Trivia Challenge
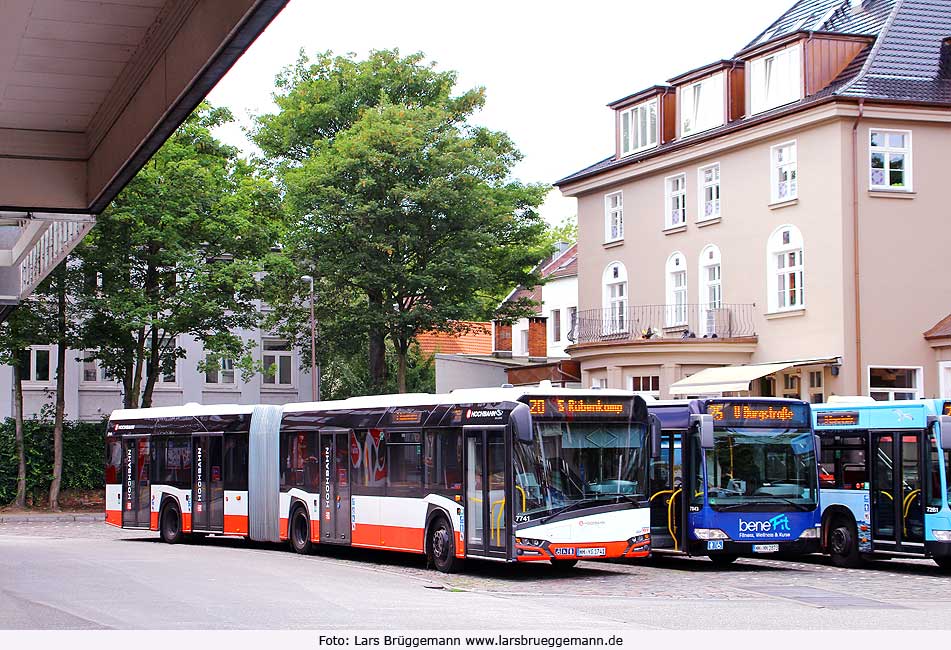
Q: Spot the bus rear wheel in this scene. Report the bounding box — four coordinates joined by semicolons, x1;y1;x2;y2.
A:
428;516;461;573
708;554;738;567
829;518;863;568
289;506;313;555
159;502;183;544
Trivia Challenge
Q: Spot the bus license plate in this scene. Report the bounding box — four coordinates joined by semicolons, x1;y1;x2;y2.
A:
577;547;606;557
553;547;576;556
753;544;779;553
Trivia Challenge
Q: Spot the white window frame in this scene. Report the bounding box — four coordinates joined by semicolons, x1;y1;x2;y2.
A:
262;338;294;387
602;262;628;335
81;352;115;385
145;335;178;386
698;244;722;336
520;329;529;356
867;365;923;401
550;309;561;343
770;140;798;203
697;163;721;222
204;355;236;387
620;98;659;156
869;129;913;192
665;252;688;327
20;345;55;385
766;224;805;313
630;375;661;398
604;191;623;242
749;43;802;115
680;72;725;137
665;173;687;229
939;361;951;399
567;306;577;341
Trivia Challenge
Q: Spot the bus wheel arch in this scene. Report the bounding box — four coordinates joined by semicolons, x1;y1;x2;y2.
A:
425;510;460;573
159;495;184;544
288;499;313;554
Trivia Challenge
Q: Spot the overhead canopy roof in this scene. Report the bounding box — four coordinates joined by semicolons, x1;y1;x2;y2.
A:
669;357;840;395
0;0;287;316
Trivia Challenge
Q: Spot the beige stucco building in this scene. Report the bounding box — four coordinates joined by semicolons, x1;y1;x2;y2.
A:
556;0;951;402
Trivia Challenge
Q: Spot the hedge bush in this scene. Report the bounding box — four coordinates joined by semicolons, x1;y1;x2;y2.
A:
0;418;106;505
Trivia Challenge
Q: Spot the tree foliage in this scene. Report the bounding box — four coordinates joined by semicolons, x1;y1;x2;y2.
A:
75;103;283;407
253;50;549;392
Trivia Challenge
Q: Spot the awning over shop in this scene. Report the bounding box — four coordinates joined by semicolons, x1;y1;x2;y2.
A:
669;357;840;395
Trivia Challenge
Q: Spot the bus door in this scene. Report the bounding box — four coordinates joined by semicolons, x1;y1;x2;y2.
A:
649;430;684;549
191;434;224;532
122;437;151;528
871;431;925;552
318;429;351;544
464;426;509;559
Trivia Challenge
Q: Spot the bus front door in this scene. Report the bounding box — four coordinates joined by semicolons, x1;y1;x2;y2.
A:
319;430;351;544
649;431;685;550
122;437;151;528
465;427;509;560
872;431;925;553
191;434;224;533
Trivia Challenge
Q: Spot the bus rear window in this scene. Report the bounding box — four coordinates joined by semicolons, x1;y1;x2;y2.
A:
105;439;122;484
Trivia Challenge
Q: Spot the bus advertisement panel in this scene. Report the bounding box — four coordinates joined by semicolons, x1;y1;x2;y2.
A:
813;399;951;569
105;386;654;573
648;398;821;565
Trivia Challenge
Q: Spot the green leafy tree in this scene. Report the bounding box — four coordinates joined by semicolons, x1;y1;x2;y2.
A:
253;50;548;392
76;103;282;408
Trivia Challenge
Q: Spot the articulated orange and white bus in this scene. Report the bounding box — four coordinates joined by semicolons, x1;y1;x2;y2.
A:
105;386;656;571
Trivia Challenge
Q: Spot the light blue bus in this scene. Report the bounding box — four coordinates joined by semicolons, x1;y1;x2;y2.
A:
813;399;951;568
648;398;822;565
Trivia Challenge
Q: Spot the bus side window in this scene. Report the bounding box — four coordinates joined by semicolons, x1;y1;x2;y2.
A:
105;438;122;484
424;428;462;491
387;431;422;489
224;433;249;492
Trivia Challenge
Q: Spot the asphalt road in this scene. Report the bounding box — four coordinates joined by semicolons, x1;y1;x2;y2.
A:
1;520;950;630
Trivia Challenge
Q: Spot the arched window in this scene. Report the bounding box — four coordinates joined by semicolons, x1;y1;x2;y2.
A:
602;262;628;333
767;225;805;312
665;252;687;327
698;244;722;335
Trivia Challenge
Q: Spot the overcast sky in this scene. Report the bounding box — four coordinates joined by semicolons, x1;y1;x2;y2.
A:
206;0;794;224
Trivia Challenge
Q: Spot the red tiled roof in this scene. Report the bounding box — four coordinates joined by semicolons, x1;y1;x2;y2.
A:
924;313;951;339
415;322;493;356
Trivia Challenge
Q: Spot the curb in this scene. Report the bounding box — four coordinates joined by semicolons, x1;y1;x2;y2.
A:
0;513;102;523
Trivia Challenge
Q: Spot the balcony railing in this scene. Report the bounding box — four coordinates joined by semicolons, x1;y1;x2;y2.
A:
569;303;756;345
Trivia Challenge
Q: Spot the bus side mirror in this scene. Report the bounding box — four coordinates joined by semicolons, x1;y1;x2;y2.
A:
691;414;714;449
649;414;662;459
941;416;951;450
814;435;822;459
511;402;533;444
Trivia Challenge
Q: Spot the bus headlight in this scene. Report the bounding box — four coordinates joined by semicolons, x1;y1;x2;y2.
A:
694;528;729;540
799;527;820;539
932;530;951;541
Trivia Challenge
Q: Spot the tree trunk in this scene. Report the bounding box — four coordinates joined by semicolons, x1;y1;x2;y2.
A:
140;328;162;408
13;359;26;509
49;273;67;511
129;329;145;408
394;337;409;394
367;291;387;393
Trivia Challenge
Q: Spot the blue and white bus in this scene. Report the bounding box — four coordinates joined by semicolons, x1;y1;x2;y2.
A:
814;398;951;569
647;398;821;565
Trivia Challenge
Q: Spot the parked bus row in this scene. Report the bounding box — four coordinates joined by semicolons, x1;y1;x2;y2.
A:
103;386;951;572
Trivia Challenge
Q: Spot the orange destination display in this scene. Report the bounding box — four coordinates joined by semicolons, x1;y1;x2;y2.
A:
528;396;628;419
816;411;860;427
944;401;951;417
707;400;809;428
390;410;423;424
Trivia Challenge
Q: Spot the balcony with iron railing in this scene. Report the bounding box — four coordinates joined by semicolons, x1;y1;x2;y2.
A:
568;303;757;346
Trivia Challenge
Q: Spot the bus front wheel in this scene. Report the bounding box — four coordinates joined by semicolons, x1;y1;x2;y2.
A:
159;502;183;545
428;516;461;573
829;518;863;568
289;506;313;555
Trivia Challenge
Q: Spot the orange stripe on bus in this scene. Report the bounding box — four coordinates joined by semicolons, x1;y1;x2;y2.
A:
352;523;425;553
105;510;121;527
150;511;159;531
182;512;192;533
223;514;249;536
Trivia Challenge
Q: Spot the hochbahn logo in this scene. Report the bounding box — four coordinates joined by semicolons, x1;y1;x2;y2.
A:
466;409;503;419
125;448;134;510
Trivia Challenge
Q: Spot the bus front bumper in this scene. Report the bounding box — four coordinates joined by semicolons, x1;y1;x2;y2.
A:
688;538;821;558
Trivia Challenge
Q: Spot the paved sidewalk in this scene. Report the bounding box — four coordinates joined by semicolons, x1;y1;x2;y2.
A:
0;511;102;523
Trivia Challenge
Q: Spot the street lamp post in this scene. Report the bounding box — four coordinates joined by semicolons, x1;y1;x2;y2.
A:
300;275;318;401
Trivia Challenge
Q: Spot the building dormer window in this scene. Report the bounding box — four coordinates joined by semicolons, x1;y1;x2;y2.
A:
750;43;802;114
620;99;658;156
681;73;725;136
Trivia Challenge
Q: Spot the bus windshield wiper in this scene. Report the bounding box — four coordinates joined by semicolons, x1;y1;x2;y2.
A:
539;498;601;524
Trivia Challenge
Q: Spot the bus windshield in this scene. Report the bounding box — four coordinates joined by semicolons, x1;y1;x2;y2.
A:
513;421;648;520
705;428;818;511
